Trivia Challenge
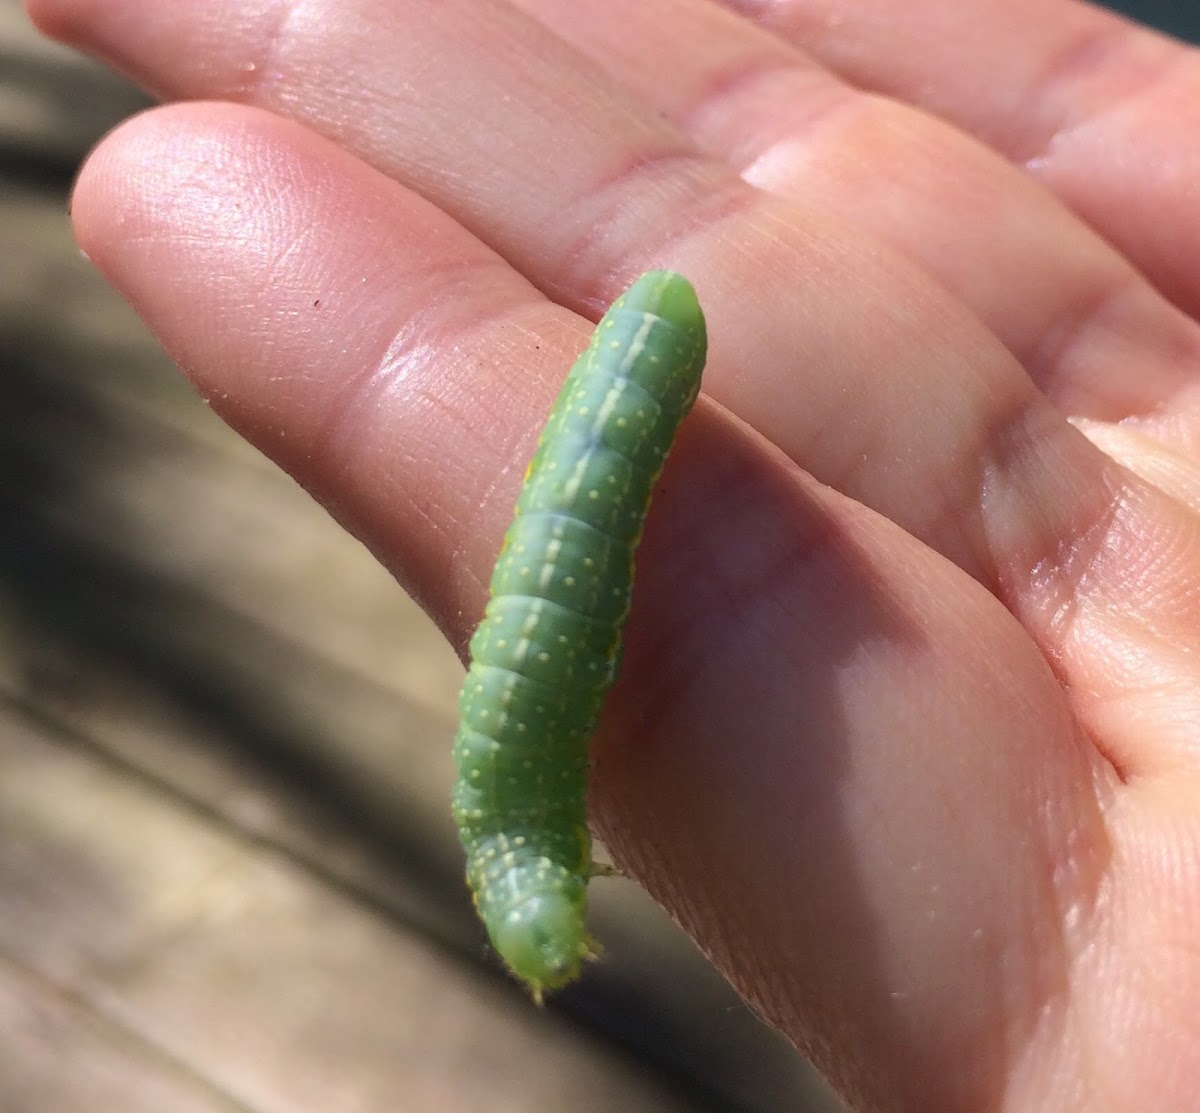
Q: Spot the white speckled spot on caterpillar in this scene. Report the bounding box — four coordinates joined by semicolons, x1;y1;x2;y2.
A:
451;271;707;999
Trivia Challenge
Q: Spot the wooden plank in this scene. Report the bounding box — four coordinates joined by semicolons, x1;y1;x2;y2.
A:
0;699;707;1113
0;956;248;1113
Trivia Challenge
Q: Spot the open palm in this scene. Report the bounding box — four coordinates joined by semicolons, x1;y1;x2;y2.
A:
32;0;1200;1107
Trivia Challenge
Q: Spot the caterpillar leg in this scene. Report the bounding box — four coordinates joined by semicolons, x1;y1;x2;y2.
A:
590;860;622;878
527;932;603;1006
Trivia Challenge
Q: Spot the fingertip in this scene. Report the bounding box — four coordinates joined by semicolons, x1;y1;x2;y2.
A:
24;0;85;44
69;103;161;265
70;102;331;303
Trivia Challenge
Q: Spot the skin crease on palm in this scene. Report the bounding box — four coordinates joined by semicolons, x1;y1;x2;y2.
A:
26;0;1200;1108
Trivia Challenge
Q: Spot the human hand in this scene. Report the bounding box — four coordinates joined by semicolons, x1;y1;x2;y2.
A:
29;0;1200;1108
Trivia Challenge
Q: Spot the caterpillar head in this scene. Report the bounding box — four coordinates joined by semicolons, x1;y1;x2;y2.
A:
491;888;601;1002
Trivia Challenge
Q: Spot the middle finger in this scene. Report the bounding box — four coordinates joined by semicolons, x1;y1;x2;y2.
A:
514;0;1200;424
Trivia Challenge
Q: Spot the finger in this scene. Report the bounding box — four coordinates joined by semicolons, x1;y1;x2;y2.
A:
69;102;589;640
602;413;1114;1110
72;112;1117;1104
713;0;1200;320
32;0;700;290
31;0;1151;605
513;0;1200;425
1032;420;1200;778
1073;418;1200;513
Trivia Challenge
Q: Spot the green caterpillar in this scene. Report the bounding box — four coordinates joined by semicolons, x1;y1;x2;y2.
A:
451;270;707;999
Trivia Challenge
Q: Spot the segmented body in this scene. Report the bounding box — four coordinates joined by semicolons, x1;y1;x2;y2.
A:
451;270;707;998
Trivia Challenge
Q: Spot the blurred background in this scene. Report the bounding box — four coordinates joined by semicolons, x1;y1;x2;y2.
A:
1114;1;1200;39
0;2;1192;1111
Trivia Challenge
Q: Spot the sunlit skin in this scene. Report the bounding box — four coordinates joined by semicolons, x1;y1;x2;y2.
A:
29;0;1200;1108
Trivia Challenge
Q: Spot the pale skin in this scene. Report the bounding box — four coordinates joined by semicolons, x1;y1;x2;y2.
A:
27;0;1200;1108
